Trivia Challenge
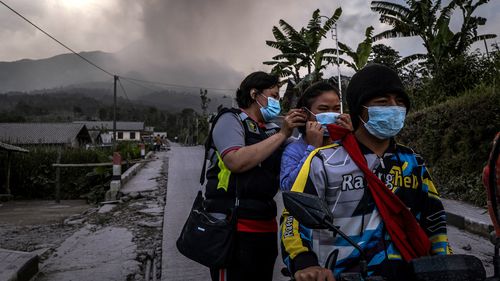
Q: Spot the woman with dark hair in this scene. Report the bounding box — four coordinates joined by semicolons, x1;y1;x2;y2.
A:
280;81;353;191
204;71;306;281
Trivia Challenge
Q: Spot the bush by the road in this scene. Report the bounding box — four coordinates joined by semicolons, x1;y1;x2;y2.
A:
0;142;144;202
398;85;500;206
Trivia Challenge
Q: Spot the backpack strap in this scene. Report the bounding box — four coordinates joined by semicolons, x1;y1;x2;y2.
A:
199;108;241;185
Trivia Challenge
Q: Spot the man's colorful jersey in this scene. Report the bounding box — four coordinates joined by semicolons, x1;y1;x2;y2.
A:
280;141;451;280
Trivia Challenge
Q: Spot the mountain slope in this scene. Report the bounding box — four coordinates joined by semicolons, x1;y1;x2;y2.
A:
0;51;117;93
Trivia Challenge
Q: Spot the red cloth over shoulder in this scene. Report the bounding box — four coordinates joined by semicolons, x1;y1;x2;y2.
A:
326;124;431;262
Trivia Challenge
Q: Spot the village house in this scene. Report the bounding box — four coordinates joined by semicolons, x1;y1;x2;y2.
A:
73;121;147;143
0;123;92;148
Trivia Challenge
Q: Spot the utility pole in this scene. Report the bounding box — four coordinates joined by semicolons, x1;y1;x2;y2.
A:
332;24;343;114
484;38;491;60
195;118;199;145
113;75;118;145
321;14;343;114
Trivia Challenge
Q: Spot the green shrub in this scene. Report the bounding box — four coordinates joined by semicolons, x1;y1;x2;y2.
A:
398;85;500;206
0;144;142;202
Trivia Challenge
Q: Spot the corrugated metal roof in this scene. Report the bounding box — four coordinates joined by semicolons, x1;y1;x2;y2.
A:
0;123;88;145
0;141;29;153
73;121;144;131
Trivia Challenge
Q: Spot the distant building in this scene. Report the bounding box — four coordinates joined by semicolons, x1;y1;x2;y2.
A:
0;123;92;148
73;121;145;143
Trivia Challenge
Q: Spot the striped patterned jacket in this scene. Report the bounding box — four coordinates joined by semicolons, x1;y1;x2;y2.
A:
280;141;451;280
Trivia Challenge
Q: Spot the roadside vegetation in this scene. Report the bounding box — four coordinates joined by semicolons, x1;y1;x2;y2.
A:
0;142;142;203
263;0;499;206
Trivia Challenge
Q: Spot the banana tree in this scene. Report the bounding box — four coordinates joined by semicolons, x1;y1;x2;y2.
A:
264;7;342;83
337;26;375;72
370;0;496;74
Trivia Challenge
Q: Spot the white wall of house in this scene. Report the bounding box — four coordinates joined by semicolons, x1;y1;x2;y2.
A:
116;131;141;141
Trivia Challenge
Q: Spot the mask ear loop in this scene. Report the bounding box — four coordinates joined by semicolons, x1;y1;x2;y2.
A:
301;107;317;119
253;91;265;108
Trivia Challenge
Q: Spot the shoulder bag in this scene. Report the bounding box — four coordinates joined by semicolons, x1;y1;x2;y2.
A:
176;109;238;268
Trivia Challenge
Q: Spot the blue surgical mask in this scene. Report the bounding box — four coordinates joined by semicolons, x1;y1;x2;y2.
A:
316;112;340;126
303;108;340;137
257;96;281;122
362;106;406;139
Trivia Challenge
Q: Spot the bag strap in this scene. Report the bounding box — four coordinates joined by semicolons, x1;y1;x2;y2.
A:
199;108;240;185
199;108;242;207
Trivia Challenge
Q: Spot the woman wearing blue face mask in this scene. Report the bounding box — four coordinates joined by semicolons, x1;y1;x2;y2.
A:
280;81;353;191
204;71;306;281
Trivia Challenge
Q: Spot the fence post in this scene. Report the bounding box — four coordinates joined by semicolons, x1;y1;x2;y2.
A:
106;152;122;201
55;149;62;203
5;151;12;195
140;143;145;159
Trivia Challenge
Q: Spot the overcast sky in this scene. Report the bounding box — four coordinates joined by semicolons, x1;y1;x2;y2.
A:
0;0;498;91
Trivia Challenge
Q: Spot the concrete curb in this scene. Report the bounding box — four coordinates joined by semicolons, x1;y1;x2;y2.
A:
443;199;494;239
0;249;39;281
121;151;154;186
446;211;493;238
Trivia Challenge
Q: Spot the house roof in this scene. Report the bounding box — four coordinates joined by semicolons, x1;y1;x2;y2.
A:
0;141;29;153
0;123;89;145
74;121;144;131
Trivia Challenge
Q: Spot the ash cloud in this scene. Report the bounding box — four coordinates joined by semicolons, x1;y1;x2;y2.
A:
0;0;498;94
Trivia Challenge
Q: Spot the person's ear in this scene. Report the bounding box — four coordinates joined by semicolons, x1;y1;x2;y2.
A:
250;89;258;100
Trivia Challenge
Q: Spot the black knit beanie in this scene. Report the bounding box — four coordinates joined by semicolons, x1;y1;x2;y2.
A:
346;63;410;129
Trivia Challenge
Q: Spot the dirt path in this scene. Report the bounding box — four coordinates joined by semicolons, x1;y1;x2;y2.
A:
0;151;169;281
0;200;91;252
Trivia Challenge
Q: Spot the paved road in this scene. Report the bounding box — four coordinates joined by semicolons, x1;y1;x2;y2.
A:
448;225;494;276
161;145;288;281
162;146;210;280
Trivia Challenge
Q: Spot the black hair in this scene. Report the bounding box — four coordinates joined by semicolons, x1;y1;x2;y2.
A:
296;81;340;134
236;71;280;108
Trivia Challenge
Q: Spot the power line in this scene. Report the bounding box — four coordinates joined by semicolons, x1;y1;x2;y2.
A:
120;76;236;93
0;0;114;77
117;78;131;102
121;78;163;93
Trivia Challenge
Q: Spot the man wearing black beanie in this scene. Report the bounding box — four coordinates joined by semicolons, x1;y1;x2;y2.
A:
346;63;411;155
281;64;450;281
346;63;410;130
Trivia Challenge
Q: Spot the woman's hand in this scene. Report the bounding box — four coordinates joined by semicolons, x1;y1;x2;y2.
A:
280;109;307;138
336;113;353;131
305;121;324;148
294;266;335;281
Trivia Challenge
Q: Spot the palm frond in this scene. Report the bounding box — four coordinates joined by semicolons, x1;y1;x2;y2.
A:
321;48;342;55
373;26;418;41
471;34;497;43
431;0;443;16
265;40;289;51
320;7;342;38
437;1;456;26
396;53;427;67
279;20;304;43
273;53;306;61
307;9;322;31
263;61;279;66
378;14;411;29
371;1;411;18
338;42;353;54
337;57;358;72
271;26;287;42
